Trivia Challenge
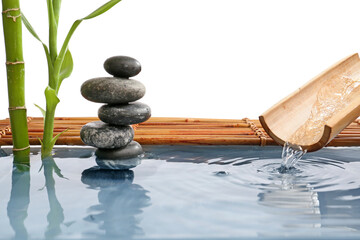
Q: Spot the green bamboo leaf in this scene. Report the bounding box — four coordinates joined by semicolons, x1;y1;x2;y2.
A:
34;104;46;117
21;13;42;42
83;0;122;20
59;49;73;82
44;86;60;110
49;129;68;155
38;137;43;147
54;0;122;77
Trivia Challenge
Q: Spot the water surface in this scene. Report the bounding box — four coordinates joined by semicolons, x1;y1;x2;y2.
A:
1;145;360;239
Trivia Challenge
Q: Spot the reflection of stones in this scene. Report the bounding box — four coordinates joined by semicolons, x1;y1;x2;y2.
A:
81;167;151;238
81;167;134;187
80;77;145;104
98;102;151;125
95;141;143;170
80;121;134;149
96;157;141;170
104;56;141;78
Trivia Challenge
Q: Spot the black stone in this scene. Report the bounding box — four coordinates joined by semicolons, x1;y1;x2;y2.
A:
81;77;145;104
80;121;134;149
95;141;144;160
104;56;141;78
98;102;151;125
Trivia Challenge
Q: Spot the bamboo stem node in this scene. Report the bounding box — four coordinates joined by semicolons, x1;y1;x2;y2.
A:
2;8;19;14
5;61;24;65
12;145;30;151
8;106;26;111
2;8;21;22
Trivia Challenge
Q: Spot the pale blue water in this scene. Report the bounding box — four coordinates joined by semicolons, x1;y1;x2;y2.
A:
1;145;360;239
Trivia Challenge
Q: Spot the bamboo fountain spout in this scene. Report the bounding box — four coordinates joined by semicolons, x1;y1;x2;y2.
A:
259;53;360;152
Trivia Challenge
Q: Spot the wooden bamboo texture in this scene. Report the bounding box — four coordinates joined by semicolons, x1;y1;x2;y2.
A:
260;53;360;152
0;117;360;147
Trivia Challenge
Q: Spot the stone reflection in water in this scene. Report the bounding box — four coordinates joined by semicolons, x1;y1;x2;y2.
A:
41;157;66;239
81;167;151;239
7;160;30;240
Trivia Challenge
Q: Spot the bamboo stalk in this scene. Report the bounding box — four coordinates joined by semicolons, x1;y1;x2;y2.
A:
1;0;30;159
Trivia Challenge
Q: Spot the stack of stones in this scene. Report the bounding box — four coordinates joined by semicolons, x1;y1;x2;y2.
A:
80;56;151;170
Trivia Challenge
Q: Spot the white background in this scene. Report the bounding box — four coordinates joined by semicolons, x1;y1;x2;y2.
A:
1;0;360;120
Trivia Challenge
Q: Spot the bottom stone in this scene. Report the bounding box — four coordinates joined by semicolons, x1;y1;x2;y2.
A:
95;141;143;160
96;157;141;170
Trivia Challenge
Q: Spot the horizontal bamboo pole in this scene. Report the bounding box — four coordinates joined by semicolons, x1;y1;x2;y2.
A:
134;135;276;145
135;124;256;129
1;117;360;147
134;129;256;135
143;117;248;123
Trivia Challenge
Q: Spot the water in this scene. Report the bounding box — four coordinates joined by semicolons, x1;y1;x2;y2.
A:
280;142;307;172
1;145;360;239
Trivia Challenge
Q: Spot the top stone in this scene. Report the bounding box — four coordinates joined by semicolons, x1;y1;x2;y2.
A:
104;56;141;78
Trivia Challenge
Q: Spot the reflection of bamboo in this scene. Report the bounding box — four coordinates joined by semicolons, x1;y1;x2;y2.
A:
7;161;30;240
42;157;64;239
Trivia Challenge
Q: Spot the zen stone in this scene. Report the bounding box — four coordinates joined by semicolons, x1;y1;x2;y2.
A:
95;141;144;160
81;78;145;104
96;157;141;170
98;102;151;125
80;121;134;149
104;56;141;78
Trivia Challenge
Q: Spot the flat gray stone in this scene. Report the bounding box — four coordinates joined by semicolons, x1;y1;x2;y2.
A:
80;121;134;149
96;157;141;170
104;56;141;78
98;102;151;125
95;141;144;160
81;78;145;104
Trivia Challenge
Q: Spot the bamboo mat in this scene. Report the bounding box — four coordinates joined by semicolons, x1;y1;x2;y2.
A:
0;117;360;147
